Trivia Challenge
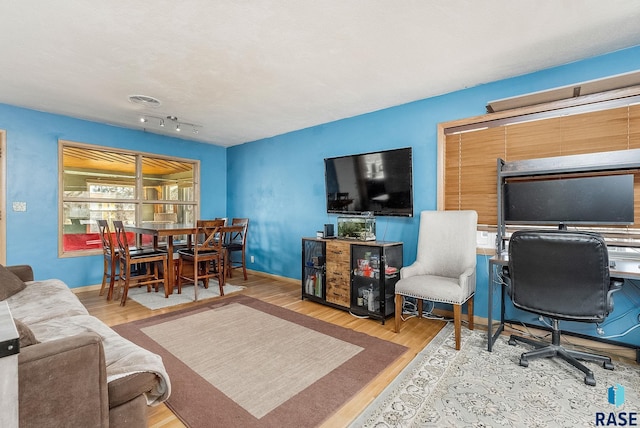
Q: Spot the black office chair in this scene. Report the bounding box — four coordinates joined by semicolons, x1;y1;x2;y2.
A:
502;229;623;386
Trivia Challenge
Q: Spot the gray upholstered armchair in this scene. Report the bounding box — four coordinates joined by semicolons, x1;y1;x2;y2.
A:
394;210;478;350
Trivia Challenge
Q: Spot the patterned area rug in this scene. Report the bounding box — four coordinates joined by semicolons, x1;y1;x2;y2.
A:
351;323;640;427
127;280;244;309
114;294;407;427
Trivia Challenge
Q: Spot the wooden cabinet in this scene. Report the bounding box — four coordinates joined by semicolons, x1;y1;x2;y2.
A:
325;240;351;307
301;237;403;323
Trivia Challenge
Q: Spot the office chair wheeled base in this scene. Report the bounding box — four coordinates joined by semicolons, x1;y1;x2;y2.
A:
508;322;614;386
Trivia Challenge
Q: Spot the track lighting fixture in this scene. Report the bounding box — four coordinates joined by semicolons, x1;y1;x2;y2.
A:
138;115;201;135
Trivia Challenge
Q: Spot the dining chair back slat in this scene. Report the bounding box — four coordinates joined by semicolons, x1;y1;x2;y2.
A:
177;219;226;301
224;218;249;280
113;221;169;306
97;220;119;300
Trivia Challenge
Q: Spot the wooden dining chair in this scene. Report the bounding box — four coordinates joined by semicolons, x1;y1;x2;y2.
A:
97;220;119;301
113;220;169;306
224;218;249;280
177;219;226;301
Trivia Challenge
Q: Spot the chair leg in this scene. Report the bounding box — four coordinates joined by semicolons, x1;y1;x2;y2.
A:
162;258;169;298
218;255;225;295
394;294;403;333
226;250;232;279
110;256;119;301
417;298;423;318
120;264;132;306
508;319;612;386
453;304;462;350
467;297;474;330
99;257;108;296
193;261;199;302
177;258;183;295
147;263;155;293
241;249;247;280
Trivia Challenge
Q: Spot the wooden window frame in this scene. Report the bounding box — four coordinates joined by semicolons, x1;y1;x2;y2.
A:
58;140;200;257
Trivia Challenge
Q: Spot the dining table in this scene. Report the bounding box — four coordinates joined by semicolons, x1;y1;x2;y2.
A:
125;222;196;295
124;222;246;295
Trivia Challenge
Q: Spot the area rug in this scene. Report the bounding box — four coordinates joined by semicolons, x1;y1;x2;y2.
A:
351;323;640;427
127;281;245;310
113;294;407;427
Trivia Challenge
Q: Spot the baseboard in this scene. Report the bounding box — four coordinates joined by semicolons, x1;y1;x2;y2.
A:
245;268;298;285
71;269;299;295
71;283;102;294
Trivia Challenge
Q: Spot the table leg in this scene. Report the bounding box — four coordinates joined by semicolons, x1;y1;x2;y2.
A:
487;261;505;352
488;263;494;351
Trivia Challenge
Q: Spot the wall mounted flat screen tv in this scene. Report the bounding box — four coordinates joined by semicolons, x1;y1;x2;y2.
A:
504;174;634;226
325;147;413;217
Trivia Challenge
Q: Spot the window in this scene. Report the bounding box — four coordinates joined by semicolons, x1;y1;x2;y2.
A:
440;94;640;229
59;141;199;256
438;88;640;249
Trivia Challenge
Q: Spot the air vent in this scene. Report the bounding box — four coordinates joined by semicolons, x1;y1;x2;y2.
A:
128;95;161;107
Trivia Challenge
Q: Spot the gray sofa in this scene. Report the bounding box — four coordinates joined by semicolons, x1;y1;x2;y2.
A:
2;265;171;427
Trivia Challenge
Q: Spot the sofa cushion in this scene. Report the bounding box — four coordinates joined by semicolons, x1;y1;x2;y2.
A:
0;263;26;300
5;278;89;324
14;318;39;347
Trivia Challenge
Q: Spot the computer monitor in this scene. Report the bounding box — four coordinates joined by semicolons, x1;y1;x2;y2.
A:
504;174;635;227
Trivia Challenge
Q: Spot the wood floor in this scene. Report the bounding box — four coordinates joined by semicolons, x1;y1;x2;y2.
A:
76;271;446;428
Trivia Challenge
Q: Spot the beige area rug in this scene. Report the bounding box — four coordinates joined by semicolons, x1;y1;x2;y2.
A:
127;280;245;310
113;294;407;427
351;323;640;427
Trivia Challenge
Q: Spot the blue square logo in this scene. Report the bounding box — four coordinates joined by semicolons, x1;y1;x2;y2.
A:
608;384;625;407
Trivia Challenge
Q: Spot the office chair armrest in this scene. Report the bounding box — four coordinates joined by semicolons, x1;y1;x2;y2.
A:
400;261;428;279
606;277;624;314
609;277;624;292
501;266;512;285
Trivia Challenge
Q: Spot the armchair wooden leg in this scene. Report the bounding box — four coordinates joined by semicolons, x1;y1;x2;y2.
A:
467;297;474;330
453;304;462;350
417;298;423;318
394;295;403;333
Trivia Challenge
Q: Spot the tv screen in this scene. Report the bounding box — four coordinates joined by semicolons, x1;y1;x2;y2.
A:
504;174;634;226
325;147;413;217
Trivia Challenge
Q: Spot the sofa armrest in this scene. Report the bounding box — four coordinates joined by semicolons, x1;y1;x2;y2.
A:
18;333;109;428
7;265;33;282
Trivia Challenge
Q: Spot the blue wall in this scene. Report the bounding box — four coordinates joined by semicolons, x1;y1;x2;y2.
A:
0;105;226;287
227;45;640;346
228;45;640;280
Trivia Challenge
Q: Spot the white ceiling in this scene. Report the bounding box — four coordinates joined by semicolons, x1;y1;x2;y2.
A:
1;1;640;147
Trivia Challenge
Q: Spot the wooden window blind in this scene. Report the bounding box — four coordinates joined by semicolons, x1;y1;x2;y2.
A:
442;101;640;230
